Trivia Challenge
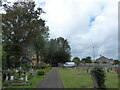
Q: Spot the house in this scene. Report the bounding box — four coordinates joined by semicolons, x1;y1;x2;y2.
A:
96;55;109;64
20;57;30;65
109;59;114;64
30;54;38;66
96;55;115;64
30;54;45;66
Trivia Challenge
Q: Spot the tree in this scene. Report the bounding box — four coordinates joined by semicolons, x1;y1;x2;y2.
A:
81;56;92;63
44;37;71;66
2;1;49;66
73;57;80;66
9;56;16;67
102;61;107;64
2;50;7;67
113;60;120;65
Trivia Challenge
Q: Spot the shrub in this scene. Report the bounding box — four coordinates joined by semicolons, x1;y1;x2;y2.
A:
37;70;45;76
102;61;107;64
9;56;16;67
22;65;31;70
33;64;51;70
3;73;6;82
91;65;106;88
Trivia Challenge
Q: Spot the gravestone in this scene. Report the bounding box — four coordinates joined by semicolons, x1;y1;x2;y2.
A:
16;69;19;73
25;75;28;81
10;76;14;81
20;77;23;80
5;76;8;81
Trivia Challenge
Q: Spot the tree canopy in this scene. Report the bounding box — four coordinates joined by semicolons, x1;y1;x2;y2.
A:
2;1;49;67
81;56;92;63
73;57;80;65
2;1;71;68
44;37;71;66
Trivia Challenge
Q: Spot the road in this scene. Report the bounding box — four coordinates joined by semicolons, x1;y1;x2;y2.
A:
37;67;64;88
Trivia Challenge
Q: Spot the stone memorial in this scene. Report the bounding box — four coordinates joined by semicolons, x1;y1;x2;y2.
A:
25;75;28;81
10;76;14;81
20;77;23;80
5;76;8;81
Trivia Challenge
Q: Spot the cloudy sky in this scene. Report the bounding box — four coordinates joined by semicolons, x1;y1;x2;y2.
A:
1;0;119;60
34;0;119;60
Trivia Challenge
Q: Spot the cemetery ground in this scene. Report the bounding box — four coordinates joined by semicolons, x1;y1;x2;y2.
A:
2;65;51;88
4;75;45;88
2;65;119;88
59;68;118;88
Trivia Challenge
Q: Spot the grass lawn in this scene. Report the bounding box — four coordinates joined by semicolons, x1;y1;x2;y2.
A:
105;72;118;88
59;68;93;88
59;68;119;88
5;76;45;88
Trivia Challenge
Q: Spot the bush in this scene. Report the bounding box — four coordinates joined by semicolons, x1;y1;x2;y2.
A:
9;56;16;67
91;65;106;88
37;70;45;76
22;65;31;70
32;64;51;70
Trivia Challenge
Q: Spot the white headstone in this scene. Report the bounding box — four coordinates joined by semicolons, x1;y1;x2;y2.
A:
31;69;33;71
5;76;8;81
25;75;28;81
20;77;23;80
10;76;14;80
16;69;19;73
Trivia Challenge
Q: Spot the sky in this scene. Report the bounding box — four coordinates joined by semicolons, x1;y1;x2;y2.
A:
1;0;119;60
34;0;119;60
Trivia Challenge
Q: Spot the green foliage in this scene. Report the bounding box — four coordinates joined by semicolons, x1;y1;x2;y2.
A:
9;56;16;67
44;37;71;65
2;1;71;68
37;70;45;76
91;65;106;88
73;57;80;65
2;50;7;66
32;64;51;70
113;60;120;65
2;1;48;66
81;56;92;63
102;61;107;64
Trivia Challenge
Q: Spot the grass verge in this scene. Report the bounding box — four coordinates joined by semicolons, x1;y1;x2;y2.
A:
59;68;118;88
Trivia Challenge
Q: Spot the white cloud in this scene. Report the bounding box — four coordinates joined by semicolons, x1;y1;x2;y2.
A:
36;0;119;60
1;0;118;60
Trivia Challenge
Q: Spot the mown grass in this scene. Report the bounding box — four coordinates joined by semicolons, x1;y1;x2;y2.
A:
105;72;118;88
59;68;118;88
59;68;93;88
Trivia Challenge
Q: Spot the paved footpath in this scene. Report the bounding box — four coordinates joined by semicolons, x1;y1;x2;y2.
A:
37;67;64;88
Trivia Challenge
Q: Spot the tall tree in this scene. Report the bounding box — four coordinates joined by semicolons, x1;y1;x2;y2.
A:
2;1;49;66
44;37;71;65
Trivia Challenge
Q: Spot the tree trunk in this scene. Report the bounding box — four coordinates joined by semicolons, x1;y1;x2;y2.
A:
36;51;39;64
